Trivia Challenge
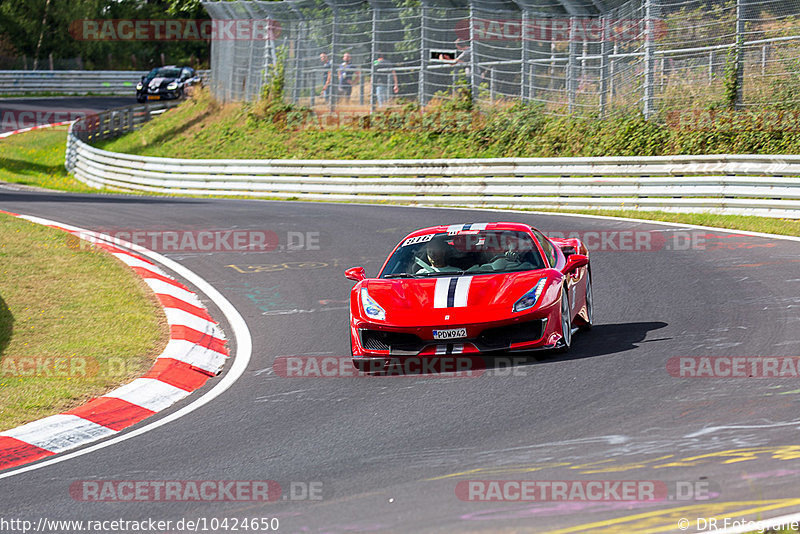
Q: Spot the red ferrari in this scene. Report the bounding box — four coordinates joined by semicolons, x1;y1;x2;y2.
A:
345;222;592;371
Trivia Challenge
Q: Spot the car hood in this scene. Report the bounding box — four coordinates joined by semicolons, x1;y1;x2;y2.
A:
361;270;550;327
146;77;179;89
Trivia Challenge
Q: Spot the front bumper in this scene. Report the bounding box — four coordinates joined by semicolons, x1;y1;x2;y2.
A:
351;304;563;362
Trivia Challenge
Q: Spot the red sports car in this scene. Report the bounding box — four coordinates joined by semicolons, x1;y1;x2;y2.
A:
345;222;592;371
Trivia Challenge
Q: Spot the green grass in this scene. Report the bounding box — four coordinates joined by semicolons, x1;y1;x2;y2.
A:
0;213;167;430
0;128;96;192
98;89;800;160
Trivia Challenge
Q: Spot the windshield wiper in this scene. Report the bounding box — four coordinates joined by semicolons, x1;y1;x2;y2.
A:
383;273;414;278
416;270;466;277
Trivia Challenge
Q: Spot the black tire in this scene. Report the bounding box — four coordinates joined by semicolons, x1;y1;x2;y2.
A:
580;272;593;331
136;95;146;103
555;286;572;353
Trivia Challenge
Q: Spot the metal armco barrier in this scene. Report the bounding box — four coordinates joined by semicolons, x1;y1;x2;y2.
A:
0;70;210;96
65;104;800;219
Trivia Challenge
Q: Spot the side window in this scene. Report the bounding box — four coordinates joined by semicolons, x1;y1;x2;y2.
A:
532;230;557;267
181;68;193;80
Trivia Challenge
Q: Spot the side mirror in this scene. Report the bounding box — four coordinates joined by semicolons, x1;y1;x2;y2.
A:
563;254;589;273
345;266;366;281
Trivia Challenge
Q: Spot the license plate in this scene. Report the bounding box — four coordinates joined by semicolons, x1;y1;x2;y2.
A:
432;328;467;340
147;95;161;100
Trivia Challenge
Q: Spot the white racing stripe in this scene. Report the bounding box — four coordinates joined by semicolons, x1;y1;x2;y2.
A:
434;278;452;308
0;415;116;454
433;277;472;308
453;277;472;307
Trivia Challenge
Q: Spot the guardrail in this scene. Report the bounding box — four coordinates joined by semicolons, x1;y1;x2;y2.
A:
0;70;210;96
65;104;800;219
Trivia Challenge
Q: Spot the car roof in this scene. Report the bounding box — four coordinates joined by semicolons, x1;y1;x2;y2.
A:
401;222;534;240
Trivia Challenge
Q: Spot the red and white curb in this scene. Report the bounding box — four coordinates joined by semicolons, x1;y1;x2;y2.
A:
0;210;230;471
0;121;73;139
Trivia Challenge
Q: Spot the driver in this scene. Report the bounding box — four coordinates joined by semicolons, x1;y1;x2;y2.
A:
416;238;461;273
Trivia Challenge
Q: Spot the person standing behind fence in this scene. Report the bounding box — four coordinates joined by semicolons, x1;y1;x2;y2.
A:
337;52;359;101
373;55;399;106
319;52;333;102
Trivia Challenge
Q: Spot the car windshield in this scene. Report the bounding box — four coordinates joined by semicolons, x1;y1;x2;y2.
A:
380;230;546;278
147;67;182;79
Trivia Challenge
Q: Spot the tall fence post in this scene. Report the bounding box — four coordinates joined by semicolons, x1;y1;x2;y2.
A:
568;16;577;113
419;3;427;107
643;0;656;119
469;4;477;108
330;10;338;113
370;6;378;113
735;0;746;109
600;15;610;118
521;9;529;101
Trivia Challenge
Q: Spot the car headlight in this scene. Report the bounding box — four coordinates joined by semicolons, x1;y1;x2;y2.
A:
167;82;178;90
136;83;143;90
360;287;386;321
513;278;547;313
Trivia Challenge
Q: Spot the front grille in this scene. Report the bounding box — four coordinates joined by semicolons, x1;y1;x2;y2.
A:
477;319;545;350
360;330;424;353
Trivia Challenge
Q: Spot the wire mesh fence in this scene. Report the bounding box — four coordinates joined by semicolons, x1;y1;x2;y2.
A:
202;0;800;118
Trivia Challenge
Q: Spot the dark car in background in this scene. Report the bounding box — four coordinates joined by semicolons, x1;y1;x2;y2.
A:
136;66;200;103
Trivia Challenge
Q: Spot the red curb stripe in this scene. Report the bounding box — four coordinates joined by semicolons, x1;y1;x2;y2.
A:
170;325;228;354
0;209;20;216
131;267;187;289
158;294;214;321
66;398;155;432
143;358;213;390
0;437;55;470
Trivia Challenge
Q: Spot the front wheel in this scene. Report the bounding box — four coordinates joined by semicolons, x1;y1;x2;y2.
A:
580;272;593;331
556;286;572;353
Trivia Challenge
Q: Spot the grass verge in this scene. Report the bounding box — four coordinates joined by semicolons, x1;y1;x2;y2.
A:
0;127;96;192
0;212;167;431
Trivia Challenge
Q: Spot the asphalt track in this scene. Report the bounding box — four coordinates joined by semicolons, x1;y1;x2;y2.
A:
2;184;800;533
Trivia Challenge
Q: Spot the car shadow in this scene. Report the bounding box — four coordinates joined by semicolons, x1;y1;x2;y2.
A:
486;321;671;370
361;322;670;376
